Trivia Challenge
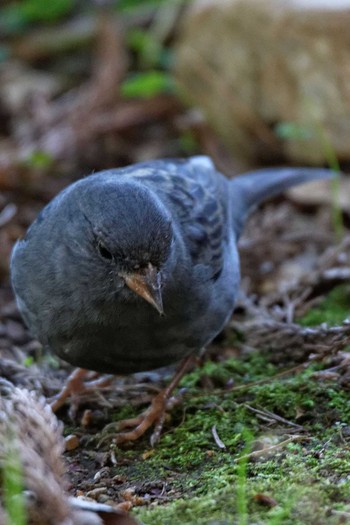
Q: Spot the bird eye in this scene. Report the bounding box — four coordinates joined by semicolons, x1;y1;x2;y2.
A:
97;242;113;260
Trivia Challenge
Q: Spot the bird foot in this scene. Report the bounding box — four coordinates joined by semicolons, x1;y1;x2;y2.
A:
50;368;114;416
99;355;196;447
113;388;170;447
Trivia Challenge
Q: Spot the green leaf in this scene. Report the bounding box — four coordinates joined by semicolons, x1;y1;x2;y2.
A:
22;356;34;367
2;440;26;525
127;27;171;68
24;0;73;22
115;0;165;13
0;0;74;29
275;122;314;141
120;71;174;99
24;150;54;169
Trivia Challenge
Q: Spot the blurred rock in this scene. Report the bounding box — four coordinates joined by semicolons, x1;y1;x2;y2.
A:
287;176;350;212
175;0;350;166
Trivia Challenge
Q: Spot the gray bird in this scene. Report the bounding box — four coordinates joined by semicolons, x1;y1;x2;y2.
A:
10;156;335;443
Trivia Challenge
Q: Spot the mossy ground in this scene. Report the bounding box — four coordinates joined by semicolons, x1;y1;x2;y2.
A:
299;284;350;327
99;351;350;525
63;285;350;524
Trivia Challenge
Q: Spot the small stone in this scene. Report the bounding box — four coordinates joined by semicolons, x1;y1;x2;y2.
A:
65;434;80;451
117;501;133;512
81;409;93;427
93;467;110;482
112;474;127;484
175;0;350;165
120;488;136;501
86;487;108;500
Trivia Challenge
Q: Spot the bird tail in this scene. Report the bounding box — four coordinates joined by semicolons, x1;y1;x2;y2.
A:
229;167;337;238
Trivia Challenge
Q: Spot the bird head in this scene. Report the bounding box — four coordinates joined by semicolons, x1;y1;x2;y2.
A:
74;177;174;314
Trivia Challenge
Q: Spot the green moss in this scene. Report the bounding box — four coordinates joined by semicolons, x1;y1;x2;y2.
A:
298;285;350;326
137;482;350;525
99;352;350;524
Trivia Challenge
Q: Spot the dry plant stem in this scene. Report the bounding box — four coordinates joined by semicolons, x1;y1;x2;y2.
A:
50;368;114;412
331;511;350;518
234;435;310;463
212;425;227;449
244;405;304;430
112;355;197;446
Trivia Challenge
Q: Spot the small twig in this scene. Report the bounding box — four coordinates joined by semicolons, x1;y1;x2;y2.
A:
211;425;226;450
331;510;350;518
281;288;312;324
244;405;304;430
234;435;309;462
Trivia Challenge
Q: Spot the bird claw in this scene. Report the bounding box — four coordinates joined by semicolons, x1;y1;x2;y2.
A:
102;356;196;446
113;389;168;446
50;368;114;415
96;389;171;447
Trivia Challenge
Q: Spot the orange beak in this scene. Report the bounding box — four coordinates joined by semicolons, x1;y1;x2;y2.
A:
121;263;164;315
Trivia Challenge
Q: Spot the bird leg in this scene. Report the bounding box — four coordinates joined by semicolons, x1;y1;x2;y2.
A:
51;356;196;445
110;355;196;446
50;368;114;413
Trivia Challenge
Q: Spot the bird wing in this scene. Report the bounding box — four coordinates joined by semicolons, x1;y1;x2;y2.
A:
117;156;228;279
